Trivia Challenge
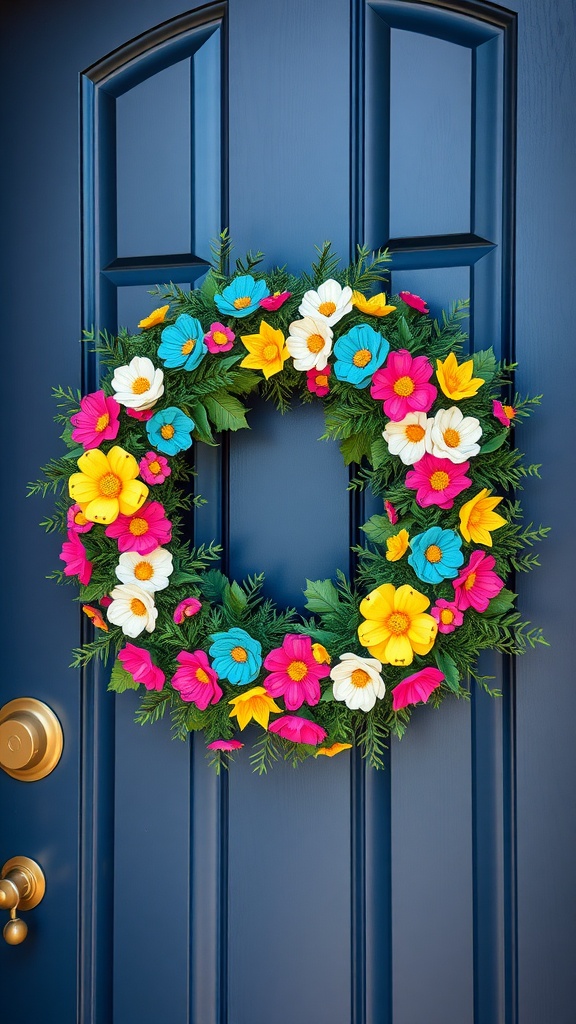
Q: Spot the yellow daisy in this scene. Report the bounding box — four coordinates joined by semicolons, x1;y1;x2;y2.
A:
69;446;148;525
316;743;353;758
436;352;485;401
240;320;290;379
385;528;409;562
352;290;396;317
228;687;282;730
138;305;170;329
459;489;507;546
358;583;437;666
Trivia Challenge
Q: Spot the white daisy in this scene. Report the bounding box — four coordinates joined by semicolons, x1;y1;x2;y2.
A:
383;411;433;465
330;653;386;712
111;356;164;411
286;316;333;371
106;583;158;637
115;546;174;593
428;406;482;464
299;278;353;326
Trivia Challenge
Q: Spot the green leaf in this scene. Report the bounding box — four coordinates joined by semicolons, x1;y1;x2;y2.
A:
370;437;389;470
304;578;341;615
320;684;334;702
108;659;139;693
360;514;413;546
204;390;249;432
434;650;460;692
189;401;215;444
473;347;497;382
483;588;516;618
199;269;219;300
480;430;508;454
225;580;248;614
339;431;373;465
200;569;229;603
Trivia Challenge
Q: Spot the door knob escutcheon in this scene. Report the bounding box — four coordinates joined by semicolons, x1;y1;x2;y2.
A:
0;698;63;781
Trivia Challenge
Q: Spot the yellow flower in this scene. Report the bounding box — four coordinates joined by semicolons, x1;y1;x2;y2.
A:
138;305;170;329
240;320;290;379
228;686;282;730
358;583;437;666
316;743;352;758
385;528;409;562
312;642;331;664
459;488;507;546
352;291;396;317
69;446;148;525
436;352;485;401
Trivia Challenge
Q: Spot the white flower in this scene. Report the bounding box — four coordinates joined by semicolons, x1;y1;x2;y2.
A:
106;583;158;637
111;356;164;411
286;316;333;370
299;279;353;326
115;546;173;593
330;653;386;712
428;406;482;464
383;411;432;465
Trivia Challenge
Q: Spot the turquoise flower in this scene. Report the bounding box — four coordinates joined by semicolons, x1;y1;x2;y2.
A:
208;627;262;685
158;314;207;371
214;275;270;318
408;526;464;585
146;406;195;456
333;324;390;388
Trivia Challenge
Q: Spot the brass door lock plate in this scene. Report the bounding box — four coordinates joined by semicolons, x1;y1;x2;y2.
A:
0;698;63;781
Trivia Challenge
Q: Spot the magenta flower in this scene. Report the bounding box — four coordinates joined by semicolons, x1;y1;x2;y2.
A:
118;643;165;691
59;531;92;585
370;349;437;420
172;650;222;710
204;322;235;353
139;451;171;485
263;634;330;710
268;715;327;745
207;739;244;751
100;595;112;608
431;599;464;634
173;597;202;624
399;291;429;314
493;400;517;427
452;550;505;612
392;667;444;710
384;500;398;525
70;390;120;450
259;291;291;311
126;408;153;421
105;501;172;555
306;364;331;397
405;453;471;510
67;503;93;534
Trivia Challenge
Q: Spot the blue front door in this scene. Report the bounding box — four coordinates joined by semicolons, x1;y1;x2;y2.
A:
1;2;574;1023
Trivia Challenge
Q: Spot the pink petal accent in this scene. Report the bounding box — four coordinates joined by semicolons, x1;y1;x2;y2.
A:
392;667;444;710
399;291;429;314
268;715;327;745
173;597;202;624
118;643;165;691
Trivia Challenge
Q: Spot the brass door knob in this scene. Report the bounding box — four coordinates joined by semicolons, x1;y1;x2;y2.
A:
0;698;63;781
0;857;45;945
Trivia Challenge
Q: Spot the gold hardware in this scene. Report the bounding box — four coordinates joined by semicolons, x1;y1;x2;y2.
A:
0;698;63;781
0;857;45;945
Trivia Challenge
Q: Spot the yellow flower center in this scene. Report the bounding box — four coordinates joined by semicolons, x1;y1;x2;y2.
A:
134;561;153;581
315;374;328;387
74;511;88;526
350;668;370;688
95;412;110;432
132;376;151;394
440;609;455;624
287;660;308;682
196;668;210;684
318;300;337;317
263;343;278;361
503;405;516;419
406;423;425;442
443;427;461;448
98;472;122;497
129;517;149;536
307;333;325;354
430;470;450;491
393;375;415;397
213;331;228;346
233;296;251;310
464;572;477;591
148;460;161;475
231;646;248;663
353;348;372;368
181;338;196;355
387;612;410;635
160;424;175;440
425;544;443;563
130;598;147;616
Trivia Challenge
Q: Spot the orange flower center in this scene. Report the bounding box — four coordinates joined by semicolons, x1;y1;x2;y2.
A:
353;348;372;368
99;472;122;497
350;668;370;688
213;331;229;346
315;374;328;387
443;427;461;448
425;544;443;563
430;470;450;491
74;511;88;526
406;423;425;442
318;300;336;317
231;646;248;663
130;598;147;616
386;612;410;635
181;338;196;355
440;609;455;624
96;412;110;432
287;660;308;682
134;561;153;581
307;333;325;354
263;343;278;361
464;572;477;591
132;376;151;394
233;296;251;310
196;668;210;684
503;405;516;419
129;517;149;536
393;375;415;397
160;424;175;440
148;460;161;475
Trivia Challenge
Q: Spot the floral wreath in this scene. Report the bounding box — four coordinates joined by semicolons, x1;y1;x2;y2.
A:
32;236;547;772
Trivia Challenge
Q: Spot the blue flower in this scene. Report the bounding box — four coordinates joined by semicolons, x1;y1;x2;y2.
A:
333;324;390;388
208;627;262;685
408;527;464;585
158;314;207;371
214;275;270;318
146;406;195;456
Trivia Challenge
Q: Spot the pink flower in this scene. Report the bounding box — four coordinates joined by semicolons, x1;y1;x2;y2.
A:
139;451;171;485
207;739;244;751
70;390;120;449
493;400;517;427
370;349;437;420
126;408;153;421
268;715;327;745
172;650;222;710
392;667;444;710
67;503;93;534
431;599;464;634
306;364;331;397
259;291;291;311
204;322;235;353
118;643;165;691
59;531;92;585
263;634;330;710
173;597;202;624
452;550;505;612
384;500;398;525
399;291;429;314
100;595;112;607
105;501;171;554
405;453;471;509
